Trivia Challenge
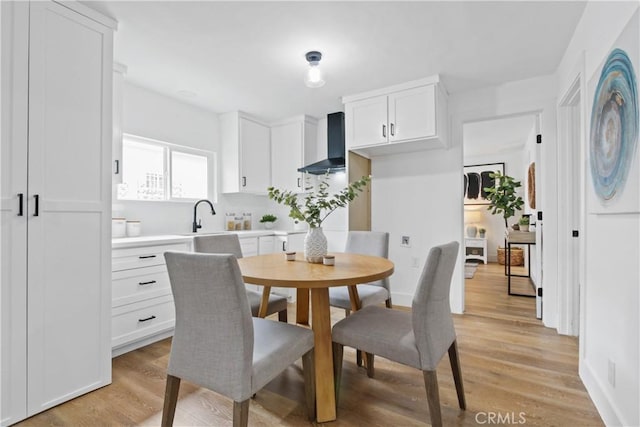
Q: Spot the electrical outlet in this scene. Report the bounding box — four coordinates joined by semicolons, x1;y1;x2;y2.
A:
608;359;616;387
401;236;411;247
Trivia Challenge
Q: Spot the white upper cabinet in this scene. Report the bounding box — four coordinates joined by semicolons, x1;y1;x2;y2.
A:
220;111;271;194
270;115;318;193
388;84;436;143
345;96;388;149
343;76;448;157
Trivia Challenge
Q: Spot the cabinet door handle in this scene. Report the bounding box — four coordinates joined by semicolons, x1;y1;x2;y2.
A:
114;159;120;175
282;241;286;251
138;255;156;259
18;193;24;216
33;194;39;216
382;124;386;138
297;177;301;188
138;315;156;323
242;176;247;187
138;280;157;286
390;123;395;136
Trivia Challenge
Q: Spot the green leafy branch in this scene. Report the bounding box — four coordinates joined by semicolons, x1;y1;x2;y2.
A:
268;173;370;228
483;171;524;229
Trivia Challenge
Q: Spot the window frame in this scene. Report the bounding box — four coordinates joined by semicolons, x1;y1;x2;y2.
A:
118;133;216;203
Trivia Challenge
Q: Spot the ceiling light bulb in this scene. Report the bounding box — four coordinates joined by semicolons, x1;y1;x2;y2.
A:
304;51;325;88
306;66;324;87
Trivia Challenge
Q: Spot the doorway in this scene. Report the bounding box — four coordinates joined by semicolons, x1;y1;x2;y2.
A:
557;75;583;336
462;114;541;320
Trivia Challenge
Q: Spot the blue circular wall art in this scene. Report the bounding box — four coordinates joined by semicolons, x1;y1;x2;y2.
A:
590;48;638;202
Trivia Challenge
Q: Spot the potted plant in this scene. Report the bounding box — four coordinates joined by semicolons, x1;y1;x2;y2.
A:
478;228;486;238
259;214;278;229
268;173;370;263
483;171;524;229
518;216;530;232
484;171;524;265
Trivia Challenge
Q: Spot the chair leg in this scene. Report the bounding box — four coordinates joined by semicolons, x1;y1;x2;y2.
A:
278;308;288;323
161;374;181;427
448;340;466;410
302;349;316;421
233;400;249;427
423;370;442;427
385;297;392;308
332;342;344;406
365;352;375;378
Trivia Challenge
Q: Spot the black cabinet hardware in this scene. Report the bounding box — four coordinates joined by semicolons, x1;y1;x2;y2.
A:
138;280;157;286
138;255;156;259
138;315;156;322
34;194;39;216
18;193;24;216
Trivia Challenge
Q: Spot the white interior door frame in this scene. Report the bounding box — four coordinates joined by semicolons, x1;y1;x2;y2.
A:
556;54;586;337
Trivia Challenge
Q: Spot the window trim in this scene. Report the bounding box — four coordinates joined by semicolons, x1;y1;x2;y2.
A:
118;133;216;203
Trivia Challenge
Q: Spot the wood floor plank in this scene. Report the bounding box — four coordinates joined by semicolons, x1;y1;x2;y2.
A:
16;263;603;426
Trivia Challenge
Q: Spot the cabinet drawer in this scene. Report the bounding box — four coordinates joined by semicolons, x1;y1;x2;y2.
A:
112;243;189;271
112;265;172;307
465;239;485;247
112;295;175;349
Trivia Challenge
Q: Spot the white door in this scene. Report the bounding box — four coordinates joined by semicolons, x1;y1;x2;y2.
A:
271;121;303;192
1;2;29;423
26;0;112;414
388;85;436;143
240;117;271;193
345;95;388;148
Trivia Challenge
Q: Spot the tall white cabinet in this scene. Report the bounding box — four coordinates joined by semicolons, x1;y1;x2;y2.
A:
1;1;115;424
220;111;271;194
270;115;318;192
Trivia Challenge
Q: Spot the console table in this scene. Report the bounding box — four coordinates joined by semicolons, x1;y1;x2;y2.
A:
505;231;536;297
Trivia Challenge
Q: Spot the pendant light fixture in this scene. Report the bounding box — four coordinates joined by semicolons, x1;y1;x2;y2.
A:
304;51;325;88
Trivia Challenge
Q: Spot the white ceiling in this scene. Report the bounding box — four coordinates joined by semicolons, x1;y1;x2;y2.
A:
463;114;537;157
85;1;586;122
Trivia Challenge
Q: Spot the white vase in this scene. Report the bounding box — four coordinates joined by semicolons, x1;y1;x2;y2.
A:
263;222;274;230
304;227;327;263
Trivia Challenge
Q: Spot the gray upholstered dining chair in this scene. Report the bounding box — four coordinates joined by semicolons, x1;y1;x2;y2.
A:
161;251;315;427
331;241;464;427
328;231;391;312
193;234;289;322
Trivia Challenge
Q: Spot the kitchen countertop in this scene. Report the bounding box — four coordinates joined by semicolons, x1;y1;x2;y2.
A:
112;229;306;249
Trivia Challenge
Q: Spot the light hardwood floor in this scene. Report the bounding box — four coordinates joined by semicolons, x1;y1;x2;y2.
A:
17;262;603;426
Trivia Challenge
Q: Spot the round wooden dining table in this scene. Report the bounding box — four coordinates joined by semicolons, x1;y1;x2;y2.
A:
237;252;394;423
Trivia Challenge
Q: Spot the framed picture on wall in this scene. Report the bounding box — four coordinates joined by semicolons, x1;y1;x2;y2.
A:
464;162;505;205
587;10;639;214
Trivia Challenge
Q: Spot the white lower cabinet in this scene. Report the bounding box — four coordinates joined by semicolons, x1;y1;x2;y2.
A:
111;241;189;357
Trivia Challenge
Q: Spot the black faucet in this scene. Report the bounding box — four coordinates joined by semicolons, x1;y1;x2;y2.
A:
192;199;216;232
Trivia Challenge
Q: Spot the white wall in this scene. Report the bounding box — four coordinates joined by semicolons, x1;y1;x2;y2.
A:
556;3;640;426
115;82;272;235
371;145;463;308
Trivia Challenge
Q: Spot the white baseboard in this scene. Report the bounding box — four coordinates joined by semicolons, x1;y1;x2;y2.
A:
390;292;413;308
580;358;626;426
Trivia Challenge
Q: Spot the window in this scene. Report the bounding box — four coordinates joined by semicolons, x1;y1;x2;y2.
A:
117;134;214;201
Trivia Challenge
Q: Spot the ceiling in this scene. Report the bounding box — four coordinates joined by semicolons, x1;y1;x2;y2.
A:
463;114;537;157
85;1;587;122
